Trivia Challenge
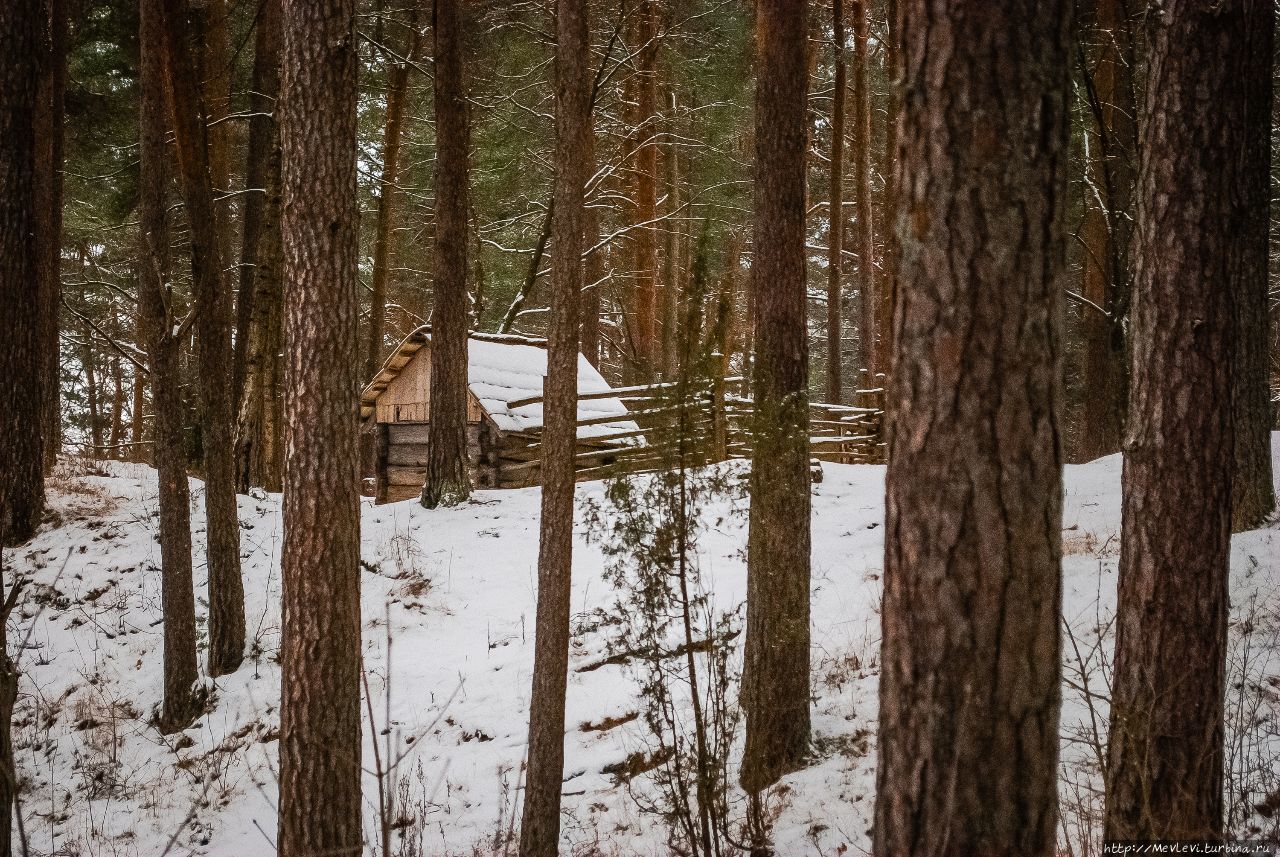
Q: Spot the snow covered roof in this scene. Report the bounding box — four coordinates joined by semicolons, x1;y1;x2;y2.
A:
360;327;639;439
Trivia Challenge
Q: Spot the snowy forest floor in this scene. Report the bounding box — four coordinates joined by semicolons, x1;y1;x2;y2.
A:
7;437;1280;856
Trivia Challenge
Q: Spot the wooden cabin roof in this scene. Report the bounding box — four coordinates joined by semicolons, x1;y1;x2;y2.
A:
360;327;639;438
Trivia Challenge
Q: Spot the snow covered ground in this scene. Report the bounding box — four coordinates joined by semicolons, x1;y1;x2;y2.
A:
7;438;1279;856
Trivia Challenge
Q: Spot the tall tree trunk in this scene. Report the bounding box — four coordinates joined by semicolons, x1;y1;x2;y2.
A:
519;1;590;852
140;0;199;734
277;0;363;854
84;331;103;456
423;0;472;508
1075;0;1138;462
825;0;846;405
629;0;658;376
159;0;245;677
35;0;66;473
739;0;812;796
580;126;603;367
851;0;875;381
872;0;1070;853
1104;0;1245;840
233;0;283;493
366;5;424;381
0;0;45;545
873;0;900;385
661;87;683;379
233;0;282;407
1231;0;1275;531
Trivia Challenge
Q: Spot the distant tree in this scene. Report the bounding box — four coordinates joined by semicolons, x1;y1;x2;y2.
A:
158;0;245;677
1075;0;1139;462
628;0;659;377
423;0;473;508
35;0;67;472
366;1;426;381
851;0;875;381
276;0;363;853
1105;0;1245;839
739;0;812;796
140;0;198;734
519;0;591;852
825;0;846;405
1231;0;1275;531
233;0;284;494
0;0;45;547
872;1;1071;854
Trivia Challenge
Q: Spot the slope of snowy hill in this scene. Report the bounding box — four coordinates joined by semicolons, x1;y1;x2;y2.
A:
6;439;1280;856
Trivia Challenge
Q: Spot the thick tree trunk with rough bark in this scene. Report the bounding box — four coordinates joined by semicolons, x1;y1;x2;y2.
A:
739;0;812;796
851;0;875;381
1076;0;1138;463
1231;0;1275;531
423;0;473;508
825;0;846;405
872;1;1070;854
518;2;590;852
159;0;245;678
277;1;363;854
1104;0;1245;841
0;0;46;547
140;0;199;734
35;0;66;473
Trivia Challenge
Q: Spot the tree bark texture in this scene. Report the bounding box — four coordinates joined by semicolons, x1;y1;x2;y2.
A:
1231;0;1275;531
825;0;846;405
424;0;473;508
140;0;199;734
872;1;1071;854
518;1;589;852
739;0;812;795
35;0;66;473
159;0;245;678
0;0;46;546
1104;0;1245;841
851;0;875;381
277;1;363;854
1075;0;1139;462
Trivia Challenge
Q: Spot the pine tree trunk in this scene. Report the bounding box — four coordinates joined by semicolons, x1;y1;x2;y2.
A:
0;0;45;546
873;0;900;385
1075;0;1138;462
1104;0;1244;840
233;0;282;408
140;0;199;733
159;0;245;677
1231;0;1275;531
35;0;66;473
825;0;846;405
423;0;472;508
872;1;1070;853
851;0;875;381
739;0;812;795
233;0;283;493
366;7;424;381
277;0;363;853
519;2;590;852
629;0;658;376
580;120;603;367
661;87;682;379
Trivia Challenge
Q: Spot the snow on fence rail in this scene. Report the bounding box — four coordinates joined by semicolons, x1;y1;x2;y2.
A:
500;376;885;485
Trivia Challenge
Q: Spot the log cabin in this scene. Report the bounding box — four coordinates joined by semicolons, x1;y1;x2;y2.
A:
360;328;641;502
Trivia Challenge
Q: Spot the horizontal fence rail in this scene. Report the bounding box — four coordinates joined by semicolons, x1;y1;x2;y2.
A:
495;374;886;486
